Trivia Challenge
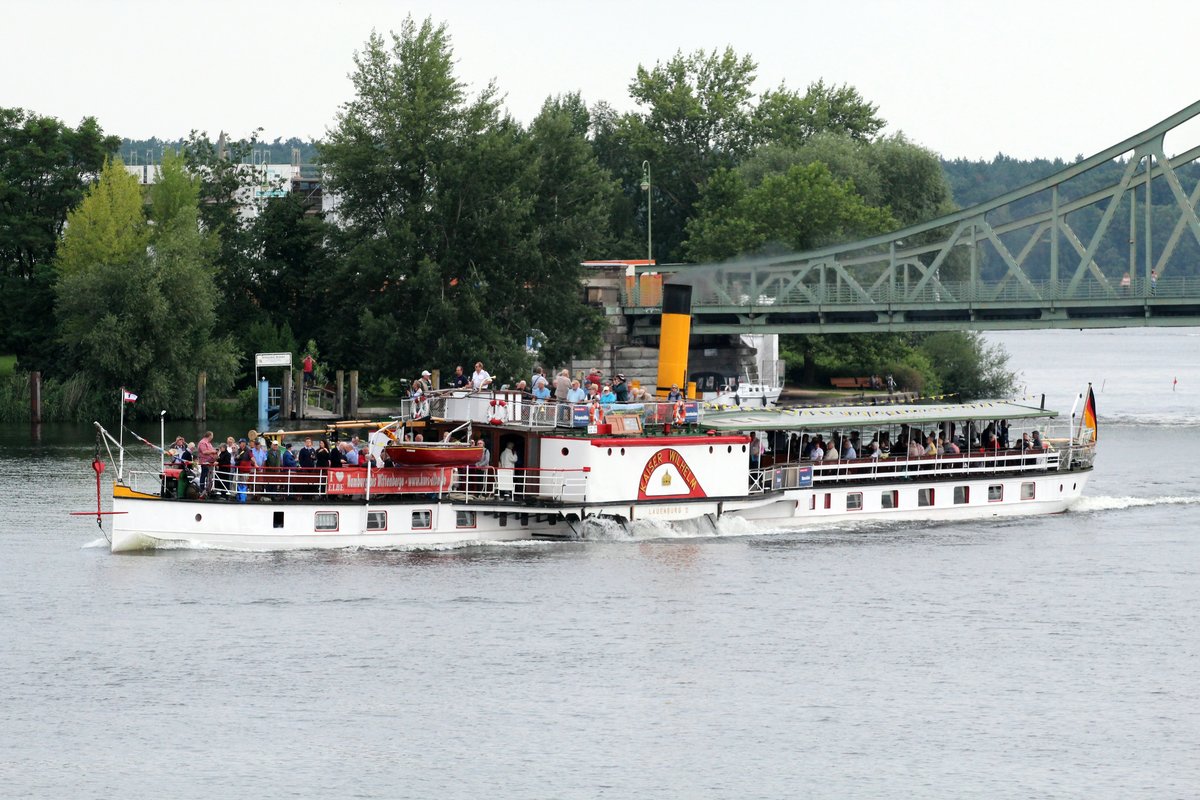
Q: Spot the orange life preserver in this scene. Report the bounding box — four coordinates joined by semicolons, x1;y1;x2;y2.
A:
589;400;605;425
673;399;686;425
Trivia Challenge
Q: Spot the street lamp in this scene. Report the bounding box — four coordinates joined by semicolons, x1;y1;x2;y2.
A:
640;160;652;263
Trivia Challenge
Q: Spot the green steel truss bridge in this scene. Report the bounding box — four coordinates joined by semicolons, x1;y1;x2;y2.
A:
624;101;1200;335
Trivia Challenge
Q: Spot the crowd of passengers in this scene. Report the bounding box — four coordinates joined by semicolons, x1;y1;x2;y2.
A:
416;361;687;406
162;428;385;500
759;420;1049;465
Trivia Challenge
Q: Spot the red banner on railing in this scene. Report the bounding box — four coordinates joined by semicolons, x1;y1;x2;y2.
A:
325;467;456;495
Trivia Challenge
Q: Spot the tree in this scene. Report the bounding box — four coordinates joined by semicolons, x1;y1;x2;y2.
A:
54;158;237;416
919;331;1015;399
320;19;605;382
0;109;118;280
685;162;895;261
598;47;759;263
751;80;885;148
0;109;118;366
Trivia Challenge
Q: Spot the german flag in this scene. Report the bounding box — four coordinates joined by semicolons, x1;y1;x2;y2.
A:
1080;385;1098;442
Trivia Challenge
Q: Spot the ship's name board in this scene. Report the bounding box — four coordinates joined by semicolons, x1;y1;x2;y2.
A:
325;467;455;495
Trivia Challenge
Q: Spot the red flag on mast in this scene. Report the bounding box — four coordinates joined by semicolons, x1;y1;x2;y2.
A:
122;390;138;404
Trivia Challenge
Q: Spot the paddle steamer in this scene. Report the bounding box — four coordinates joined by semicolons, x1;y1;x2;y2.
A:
92;286;1098;552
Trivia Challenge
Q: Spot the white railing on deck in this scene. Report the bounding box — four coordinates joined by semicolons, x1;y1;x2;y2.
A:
404;390;698;430
748;447;1079;494
123;465;590;504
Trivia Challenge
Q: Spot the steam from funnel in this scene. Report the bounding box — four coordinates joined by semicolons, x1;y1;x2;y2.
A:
656;283;692;397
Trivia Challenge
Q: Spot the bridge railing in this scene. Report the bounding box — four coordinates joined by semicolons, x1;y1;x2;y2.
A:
622;275;1200;309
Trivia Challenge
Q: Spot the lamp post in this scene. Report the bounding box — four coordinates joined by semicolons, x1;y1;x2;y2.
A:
640;160;652;263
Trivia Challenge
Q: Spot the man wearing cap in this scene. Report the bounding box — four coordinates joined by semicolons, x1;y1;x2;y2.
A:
613;373;630;403
415;370;433;394
252;438;269;467
265;439;282;468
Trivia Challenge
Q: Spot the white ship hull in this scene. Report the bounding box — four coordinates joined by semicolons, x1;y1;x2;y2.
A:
111;469;1090;552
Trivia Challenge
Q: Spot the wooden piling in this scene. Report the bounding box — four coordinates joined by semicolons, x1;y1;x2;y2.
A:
348;370;359;418
296;372;305;420
335;370;345;417
30;371;42;424
195;371;207;421
281;370;293;419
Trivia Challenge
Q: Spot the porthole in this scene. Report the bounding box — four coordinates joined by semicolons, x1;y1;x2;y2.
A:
561;447;569;456
709;446;714;454
1059;484;1063;492
194;513;202;522
741;445;746;453
727;445;732;453
1073;483;1077;490
620;447;626;456
607;448;613;456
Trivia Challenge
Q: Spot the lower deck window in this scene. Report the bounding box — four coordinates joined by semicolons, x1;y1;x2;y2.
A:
456;510;477;528
918;488;935;507
881;490;898;509
823;493;832;510
988;484;1003;502
315;511;339;531
412;510;432;530
273;511;285;529
367;510;387;531
953;486;970;504
1021;482;1036;500
846;492;863;511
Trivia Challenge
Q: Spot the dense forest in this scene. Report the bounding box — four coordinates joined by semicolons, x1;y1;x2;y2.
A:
15;16;1153;421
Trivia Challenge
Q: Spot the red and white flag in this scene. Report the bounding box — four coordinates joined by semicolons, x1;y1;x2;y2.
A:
122;390;138;404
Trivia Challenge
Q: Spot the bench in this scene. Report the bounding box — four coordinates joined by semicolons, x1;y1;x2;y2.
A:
830;377;874;389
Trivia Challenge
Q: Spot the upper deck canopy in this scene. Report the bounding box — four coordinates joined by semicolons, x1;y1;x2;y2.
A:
702;401;1058;432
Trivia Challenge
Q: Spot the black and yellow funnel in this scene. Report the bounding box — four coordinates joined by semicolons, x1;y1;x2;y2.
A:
655;283;691;397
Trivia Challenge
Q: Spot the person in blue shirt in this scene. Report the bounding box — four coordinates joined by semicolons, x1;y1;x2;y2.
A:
566;379;587;404
281;443;299;468
252;438;269;467
532;378;551;403
599;385;616;404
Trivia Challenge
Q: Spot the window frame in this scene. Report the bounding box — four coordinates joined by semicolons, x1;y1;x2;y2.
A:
456;510;477;529
988;484;1004;502
846;492;863;511
314;511;339;532
918;487;935;507
1020;482;1036;500
367;510;388;531
411;510;433;530
953;486;970;505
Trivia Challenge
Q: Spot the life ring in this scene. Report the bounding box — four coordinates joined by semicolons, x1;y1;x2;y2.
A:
489;417;505;426
673;399;686;425
589;401;605;425
489;399;507;409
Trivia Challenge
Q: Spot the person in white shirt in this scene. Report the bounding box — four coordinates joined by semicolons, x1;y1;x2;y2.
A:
471;361;492;391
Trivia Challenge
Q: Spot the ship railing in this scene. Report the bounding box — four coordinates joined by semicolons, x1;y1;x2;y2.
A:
401;391;707;431
809;448;1061;484
125;464;591;504
453;466;589;503
749;447;1067;491
125;466;331;500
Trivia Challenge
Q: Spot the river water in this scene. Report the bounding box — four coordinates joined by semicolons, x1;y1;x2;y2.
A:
1;329;1198;799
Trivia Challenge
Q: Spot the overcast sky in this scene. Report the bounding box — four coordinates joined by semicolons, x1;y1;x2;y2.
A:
4;0;1198;162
